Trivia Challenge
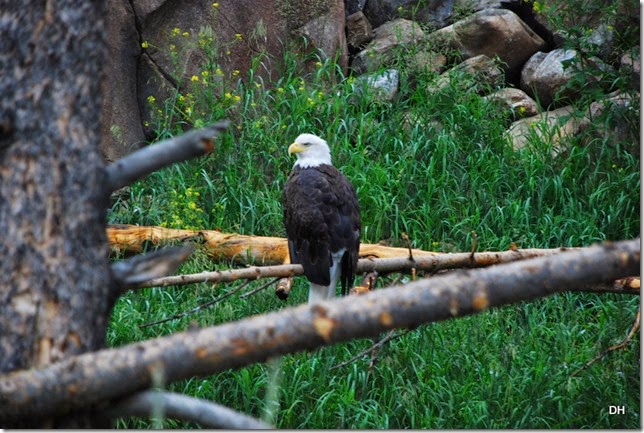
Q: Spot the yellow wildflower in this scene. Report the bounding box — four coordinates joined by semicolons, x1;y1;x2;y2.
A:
212;2;219;7
190;75;199;82
235;33;243;40
147;95;156;103
215;68;224;76
141;41;149;49
171;27;181;37
232;69;240;76
182;31;190;37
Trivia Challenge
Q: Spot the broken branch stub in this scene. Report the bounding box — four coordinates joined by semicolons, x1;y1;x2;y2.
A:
105;120;230;193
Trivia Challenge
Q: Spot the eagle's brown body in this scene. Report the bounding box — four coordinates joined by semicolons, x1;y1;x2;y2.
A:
282;134;361;302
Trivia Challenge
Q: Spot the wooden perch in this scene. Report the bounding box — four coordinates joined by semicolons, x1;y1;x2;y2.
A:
122;247;639;296
105;120;229;193
0;239;638;423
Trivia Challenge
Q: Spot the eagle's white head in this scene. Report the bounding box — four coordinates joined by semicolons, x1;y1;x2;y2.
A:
288;133;332;168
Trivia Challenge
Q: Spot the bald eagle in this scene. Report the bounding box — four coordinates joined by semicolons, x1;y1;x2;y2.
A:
283;133;361;303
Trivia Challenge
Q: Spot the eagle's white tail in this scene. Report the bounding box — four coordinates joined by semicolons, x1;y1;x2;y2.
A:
307;249;345;303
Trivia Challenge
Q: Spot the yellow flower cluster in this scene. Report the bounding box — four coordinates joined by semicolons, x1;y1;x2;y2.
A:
161;187;206;230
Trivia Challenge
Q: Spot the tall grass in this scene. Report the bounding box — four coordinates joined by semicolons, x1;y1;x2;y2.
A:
108;8;640;428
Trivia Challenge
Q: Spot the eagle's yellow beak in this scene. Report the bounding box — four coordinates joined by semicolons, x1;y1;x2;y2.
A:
288;142;305;155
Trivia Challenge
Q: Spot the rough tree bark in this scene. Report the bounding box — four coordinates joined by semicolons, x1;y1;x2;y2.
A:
0;0;113;427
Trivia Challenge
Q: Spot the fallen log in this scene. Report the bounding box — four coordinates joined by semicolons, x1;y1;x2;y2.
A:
107;224;439;266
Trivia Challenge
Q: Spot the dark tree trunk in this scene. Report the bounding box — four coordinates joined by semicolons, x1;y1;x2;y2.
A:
0;0;113;427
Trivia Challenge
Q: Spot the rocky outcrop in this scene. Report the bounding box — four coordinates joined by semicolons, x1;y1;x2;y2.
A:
102;0;347;161
101;0;639;161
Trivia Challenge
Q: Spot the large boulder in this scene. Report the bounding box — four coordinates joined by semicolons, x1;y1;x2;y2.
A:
430;8;546;80
346;11;374;51
520;48;612;108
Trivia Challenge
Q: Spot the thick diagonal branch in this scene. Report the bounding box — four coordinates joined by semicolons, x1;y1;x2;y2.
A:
0;239;639;422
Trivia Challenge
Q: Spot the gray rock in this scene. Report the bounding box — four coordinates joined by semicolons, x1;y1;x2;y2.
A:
620;47;641;90
346;11;374;50
520;48;612;108
484;88;539;119
429;54;504;94
352;18;426;74
430;8;546;78
101;0;146;162
505;105;589;153
352;69;400;102
364;0;454;29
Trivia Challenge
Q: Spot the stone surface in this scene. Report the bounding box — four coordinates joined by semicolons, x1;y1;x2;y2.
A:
101;0;348;159
484;88;539;119
352;18;425;74
588;91;639;150
293;0;348;73
430;8;546;80
620;47;641;90
352;69;400;102
520;48;612;108
364;0;454;29
346;11;374;51
429;54;504;94
505;105;589;153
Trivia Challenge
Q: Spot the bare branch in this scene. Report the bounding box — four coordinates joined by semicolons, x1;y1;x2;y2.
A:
126;248;639;297
104;390;271;429
105;120;230;193
127;263;301;290
139;280;251;329
0;239;638;422
570;307;641;377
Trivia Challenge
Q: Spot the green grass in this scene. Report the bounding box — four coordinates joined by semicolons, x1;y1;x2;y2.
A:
107;14;640;429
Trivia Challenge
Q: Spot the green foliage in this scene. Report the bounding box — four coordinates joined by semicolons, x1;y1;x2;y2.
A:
108;9;639;429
